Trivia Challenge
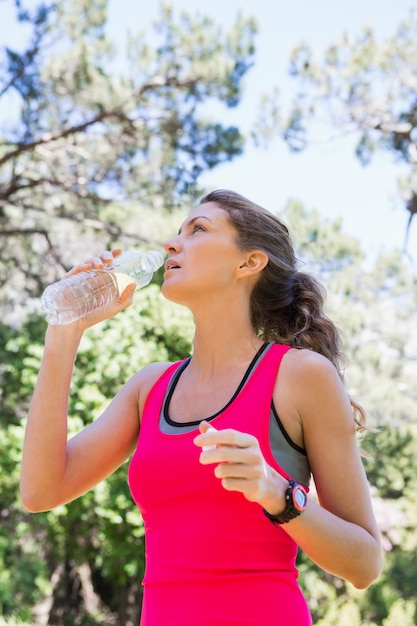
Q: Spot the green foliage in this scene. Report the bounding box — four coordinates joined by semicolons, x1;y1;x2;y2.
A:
281;202;417;626
2;202;417;623
382;598;416;626
2;0;252;619
0;321;53;620
315;600;362;626
1;1;417;623
0;284;194;623
281;199;365;278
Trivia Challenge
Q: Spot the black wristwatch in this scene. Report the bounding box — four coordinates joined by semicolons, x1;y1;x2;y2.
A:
263;479;308;525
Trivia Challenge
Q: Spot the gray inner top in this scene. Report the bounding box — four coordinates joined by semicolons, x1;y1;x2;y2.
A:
159;343;311;486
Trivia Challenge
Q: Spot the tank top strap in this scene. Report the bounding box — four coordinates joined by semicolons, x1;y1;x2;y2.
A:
206;342;292;437
248;343;292;398
141;359;189;429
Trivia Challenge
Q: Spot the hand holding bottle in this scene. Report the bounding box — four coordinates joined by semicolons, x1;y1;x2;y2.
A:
40;248;164;328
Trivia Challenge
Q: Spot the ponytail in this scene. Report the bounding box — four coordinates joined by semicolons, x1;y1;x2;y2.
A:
254;270;367;433
199;189;368;433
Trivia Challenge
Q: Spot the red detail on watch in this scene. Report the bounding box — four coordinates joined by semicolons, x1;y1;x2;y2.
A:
263;479;308;525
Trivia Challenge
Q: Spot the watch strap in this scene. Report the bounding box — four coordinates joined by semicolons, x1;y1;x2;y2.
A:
263;479;307;526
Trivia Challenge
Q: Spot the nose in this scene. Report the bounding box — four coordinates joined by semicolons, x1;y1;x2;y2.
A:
163;234;181;254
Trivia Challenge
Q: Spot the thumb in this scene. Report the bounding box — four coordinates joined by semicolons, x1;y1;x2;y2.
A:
198;422;218;452
199;420;213;435
119;282;137;307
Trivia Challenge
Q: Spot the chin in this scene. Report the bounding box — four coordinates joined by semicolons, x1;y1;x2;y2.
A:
161;281;187;305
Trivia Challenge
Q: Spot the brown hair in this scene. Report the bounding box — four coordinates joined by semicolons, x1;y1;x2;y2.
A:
199;189;367;431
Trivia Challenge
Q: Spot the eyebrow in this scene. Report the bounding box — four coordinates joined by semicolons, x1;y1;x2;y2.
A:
178;215;212;235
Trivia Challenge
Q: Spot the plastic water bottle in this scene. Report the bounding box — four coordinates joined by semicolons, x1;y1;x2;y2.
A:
40;250;164;325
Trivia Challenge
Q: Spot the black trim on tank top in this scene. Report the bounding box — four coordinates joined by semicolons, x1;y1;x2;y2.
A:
164;342;270;428
271;402;307;455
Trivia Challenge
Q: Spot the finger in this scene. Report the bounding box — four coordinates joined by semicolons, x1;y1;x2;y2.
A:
66;256;105;277
100;251;116;267
194;422;218;450
86;255;108;268
65;250;121;277
194;427;254;450
219;477;268;501
65;261;94;277
214;460;265;481
119;282;137;307
199;444;260;467
198;420;213;435
203;424;218;452
219;476;257;492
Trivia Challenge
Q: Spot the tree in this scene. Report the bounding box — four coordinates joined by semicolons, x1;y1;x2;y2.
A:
0;0;258;622
255;8;417;254
0;287;195;624
2;2;417;623
281;200;417;626
252;19;417;562
2;200;417;625
0;0;256;317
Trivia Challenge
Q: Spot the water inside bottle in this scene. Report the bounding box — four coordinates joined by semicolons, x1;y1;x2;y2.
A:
41;270;119;324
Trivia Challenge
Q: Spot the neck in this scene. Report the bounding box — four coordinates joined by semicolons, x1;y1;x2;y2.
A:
187;293;264;377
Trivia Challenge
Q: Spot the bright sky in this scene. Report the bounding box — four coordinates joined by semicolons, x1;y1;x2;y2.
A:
2;0;417;266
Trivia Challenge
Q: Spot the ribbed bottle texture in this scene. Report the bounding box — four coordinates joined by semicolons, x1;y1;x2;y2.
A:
40;250;164;325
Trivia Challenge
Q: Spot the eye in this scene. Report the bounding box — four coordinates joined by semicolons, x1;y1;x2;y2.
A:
192;222;206;233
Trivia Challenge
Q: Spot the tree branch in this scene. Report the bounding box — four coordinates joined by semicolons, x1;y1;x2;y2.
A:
0;75;202;169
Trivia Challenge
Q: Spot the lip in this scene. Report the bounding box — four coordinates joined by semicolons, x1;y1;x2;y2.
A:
164;259;182;271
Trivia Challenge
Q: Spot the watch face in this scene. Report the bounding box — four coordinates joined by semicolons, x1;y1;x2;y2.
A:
293;485;307;510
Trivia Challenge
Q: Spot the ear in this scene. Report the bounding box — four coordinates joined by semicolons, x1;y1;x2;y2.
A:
237;250;268;278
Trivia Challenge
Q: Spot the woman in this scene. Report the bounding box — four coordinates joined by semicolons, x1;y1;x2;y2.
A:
21;190;382;625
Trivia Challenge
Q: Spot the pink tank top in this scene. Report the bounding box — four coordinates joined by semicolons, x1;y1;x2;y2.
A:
128;343;312;626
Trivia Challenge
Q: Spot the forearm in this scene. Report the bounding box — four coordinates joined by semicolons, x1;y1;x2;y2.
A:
284;499;382;588
20;324;83;511
258;471;381;588
195;418;382;589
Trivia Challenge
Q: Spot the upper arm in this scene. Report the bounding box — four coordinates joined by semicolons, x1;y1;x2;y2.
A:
62;361;171;502
275;350;379;539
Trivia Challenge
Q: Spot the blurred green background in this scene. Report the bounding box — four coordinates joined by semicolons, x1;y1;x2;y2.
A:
1;1;416;624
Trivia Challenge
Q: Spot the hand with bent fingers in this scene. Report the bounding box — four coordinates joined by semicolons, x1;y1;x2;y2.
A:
194;421;288;515
63;248;137;331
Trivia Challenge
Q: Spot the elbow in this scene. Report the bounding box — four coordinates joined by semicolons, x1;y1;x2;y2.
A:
351;549;384;590
21;502;46;514
352;572;380;590
20;490;44;514
20;482;55;513
352;575;377;590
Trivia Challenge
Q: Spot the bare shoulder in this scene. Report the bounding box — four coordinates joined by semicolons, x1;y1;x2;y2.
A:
126;361;175;418
280;349;380;551
274;347;354;447
283;347;340;379
133;360;174;384
282;347;347;406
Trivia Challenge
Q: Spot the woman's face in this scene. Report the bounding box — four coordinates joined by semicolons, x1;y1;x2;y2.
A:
162;202;246;306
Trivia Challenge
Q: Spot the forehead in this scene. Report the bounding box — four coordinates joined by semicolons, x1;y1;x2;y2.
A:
188;201;225;219
179;202;230;230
